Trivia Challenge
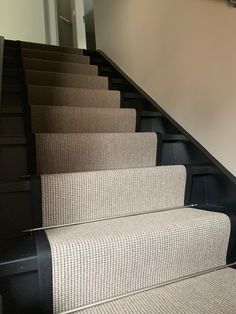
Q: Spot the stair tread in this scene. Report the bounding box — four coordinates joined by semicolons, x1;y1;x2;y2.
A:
0;105;23;114
0;179;31;194
46;207;230;312
0;136;26;145
141;110;163;118
123;92;145;99
161;134;188;141
78;268;236;314
2;84;24;92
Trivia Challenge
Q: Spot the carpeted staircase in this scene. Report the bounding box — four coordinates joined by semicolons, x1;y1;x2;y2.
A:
1;39;236;314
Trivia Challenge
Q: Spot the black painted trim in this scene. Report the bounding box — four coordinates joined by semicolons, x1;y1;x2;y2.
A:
161;134;188;142
31;176;42;228
184;166;193;205
35;231;53;314
155;133;163;165
0;180;31;194
0;136;26;145
29;133;37;175
141;111;163;118
0;36;4;107
191;166;216;176
0;256;38;278
17;41;36;176
226;212;236;264
135;108;142;132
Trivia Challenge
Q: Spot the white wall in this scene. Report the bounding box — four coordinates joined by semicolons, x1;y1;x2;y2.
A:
94;0;236;177
0;0;46;43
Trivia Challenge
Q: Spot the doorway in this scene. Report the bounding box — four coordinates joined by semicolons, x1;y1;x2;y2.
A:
57;0;74;47
56;0;87;49
83;0;96;50
44;0;93;49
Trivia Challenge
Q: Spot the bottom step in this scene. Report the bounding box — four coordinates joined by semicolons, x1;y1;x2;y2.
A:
79;268;236;314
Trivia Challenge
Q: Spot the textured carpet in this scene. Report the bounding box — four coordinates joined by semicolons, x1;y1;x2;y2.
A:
22;48;89;64
21;41;83;55
31;106;136;133
77;268;236;314
36;132;157;174
46;208;230;313
25;70;108;90
28;86;120;108
23;58;98;76
41;165;186;226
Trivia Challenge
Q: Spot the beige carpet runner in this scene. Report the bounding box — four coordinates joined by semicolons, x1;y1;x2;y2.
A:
31;106;136;133
35;133;157;174
77;268;236;314
23;58;98;76
46;208;230;313
41;166;186;226
25;70;108;89
22;41;84;54
28;86;120;107
22;48;89;63
21;42;236;314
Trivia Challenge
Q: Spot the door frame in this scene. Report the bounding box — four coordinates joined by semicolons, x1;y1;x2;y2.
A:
43;0;59;45
43;0;87;48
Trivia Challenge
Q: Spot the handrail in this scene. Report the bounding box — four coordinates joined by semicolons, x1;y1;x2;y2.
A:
0;36;4;107
59;15;72;24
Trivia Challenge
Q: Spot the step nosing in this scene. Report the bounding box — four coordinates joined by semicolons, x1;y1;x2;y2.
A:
59;264;235;314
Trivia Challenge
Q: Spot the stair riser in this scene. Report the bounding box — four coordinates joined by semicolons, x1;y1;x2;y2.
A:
0;144;28;179
0;115;25;137
0;190;32;236
28;86;120;108
22;49;90;64
40;166;186;227
31;106;136;134
22;41;84;55
25;71;108;90
23;59;98;76
35;133;157;175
